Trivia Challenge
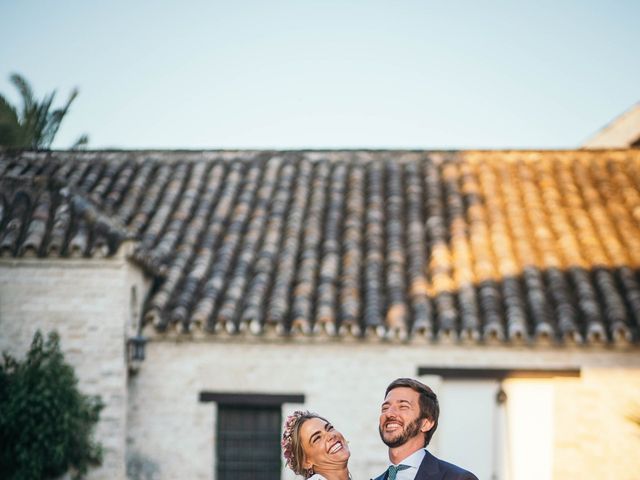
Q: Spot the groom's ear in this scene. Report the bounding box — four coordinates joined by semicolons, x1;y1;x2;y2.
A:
420;418;435;433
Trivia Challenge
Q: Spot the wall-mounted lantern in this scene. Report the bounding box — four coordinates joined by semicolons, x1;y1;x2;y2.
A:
127;334;147;374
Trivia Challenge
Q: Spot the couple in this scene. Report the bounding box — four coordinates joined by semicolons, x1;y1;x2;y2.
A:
281;378;478;480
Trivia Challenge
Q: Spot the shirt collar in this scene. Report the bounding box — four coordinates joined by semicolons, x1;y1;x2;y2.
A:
389;448;426;469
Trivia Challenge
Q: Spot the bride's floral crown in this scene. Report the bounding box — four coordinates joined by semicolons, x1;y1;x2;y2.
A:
281;410;306;472
281;410;320;476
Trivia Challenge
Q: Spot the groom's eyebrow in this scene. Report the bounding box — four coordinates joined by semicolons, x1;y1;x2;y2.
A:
381;399;411;408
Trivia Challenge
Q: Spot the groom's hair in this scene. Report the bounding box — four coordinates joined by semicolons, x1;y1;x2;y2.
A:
385;378;439;445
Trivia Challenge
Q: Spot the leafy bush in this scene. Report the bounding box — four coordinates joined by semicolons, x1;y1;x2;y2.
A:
0;331;103;479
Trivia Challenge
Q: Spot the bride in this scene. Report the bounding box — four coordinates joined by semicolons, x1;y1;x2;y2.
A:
281;410;351;480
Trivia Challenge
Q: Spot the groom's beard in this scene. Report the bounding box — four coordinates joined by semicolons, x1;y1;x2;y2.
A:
379;416;423;448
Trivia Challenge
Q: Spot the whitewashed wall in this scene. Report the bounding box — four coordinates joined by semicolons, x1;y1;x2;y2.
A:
0;247;149;480
2;252;639;480
128;339;640;480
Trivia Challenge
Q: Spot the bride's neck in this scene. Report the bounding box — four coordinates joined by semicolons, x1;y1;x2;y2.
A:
314;466;350;480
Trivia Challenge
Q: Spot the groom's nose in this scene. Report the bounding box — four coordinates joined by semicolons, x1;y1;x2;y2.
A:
381;411;396;422
384;405;399;416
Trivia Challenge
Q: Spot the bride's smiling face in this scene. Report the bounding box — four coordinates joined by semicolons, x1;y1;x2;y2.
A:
300;417;350;474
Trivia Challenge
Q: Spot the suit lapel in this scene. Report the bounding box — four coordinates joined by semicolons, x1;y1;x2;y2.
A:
415;450;440;480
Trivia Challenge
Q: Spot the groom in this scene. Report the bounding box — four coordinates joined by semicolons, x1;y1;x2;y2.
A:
373;378;478;480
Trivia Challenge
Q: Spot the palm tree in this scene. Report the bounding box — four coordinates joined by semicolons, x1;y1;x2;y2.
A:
0;73;88;150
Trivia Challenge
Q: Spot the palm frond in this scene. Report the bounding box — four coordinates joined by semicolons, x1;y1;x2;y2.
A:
44;88;79;149
2;73;86;150
70;134;89;150
0;94;24;147
30;91;58;149
9;73;35;121
35;91;60;149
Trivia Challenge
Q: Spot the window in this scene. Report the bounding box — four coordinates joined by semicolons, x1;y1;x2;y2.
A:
200;392;304;480
217;404;281;480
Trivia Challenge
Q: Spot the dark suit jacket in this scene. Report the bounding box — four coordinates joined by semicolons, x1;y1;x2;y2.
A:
372;450;479;480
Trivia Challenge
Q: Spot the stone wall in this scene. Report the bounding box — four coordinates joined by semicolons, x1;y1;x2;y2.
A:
127;339;640;480
0;248;149;480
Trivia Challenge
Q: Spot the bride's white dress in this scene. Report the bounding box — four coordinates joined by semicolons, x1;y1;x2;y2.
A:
307;474;351;480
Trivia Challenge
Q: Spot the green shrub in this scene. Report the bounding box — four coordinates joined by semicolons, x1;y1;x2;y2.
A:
0;331;103;480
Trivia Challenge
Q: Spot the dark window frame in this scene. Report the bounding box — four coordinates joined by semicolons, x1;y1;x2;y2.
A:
199;392;305;406
200;392;305;480
417;367;581;380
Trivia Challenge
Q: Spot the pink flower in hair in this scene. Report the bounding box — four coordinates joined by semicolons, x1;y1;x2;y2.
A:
281;410;307;471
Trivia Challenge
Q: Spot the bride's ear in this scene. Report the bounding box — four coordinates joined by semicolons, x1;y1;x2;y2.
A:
303;455;313;471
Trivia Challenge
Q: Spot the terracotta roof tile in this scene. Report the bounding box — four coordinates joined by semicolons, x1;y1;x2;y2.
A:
0;175;128;258
2;149;640;346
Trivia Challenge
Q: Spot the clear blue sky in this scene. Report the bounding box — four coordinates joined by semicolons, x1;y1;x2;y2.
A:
1;0;638;150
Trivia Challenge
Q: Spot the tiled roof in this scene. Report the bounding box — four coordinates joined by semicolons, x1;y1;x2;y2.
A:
0;173;128;258
1;149;640;346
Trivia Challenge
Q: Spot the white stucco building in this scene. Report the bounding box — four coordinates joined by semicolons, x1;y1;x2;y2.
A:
1;149;639;480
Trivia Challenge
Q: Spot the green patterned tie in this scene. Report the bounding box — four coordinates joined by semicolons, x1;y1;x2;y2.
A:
386;464;410;480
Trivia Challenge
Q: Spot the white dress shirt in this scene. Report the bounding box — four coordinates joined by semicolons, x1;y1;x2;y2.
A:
386;448;426;480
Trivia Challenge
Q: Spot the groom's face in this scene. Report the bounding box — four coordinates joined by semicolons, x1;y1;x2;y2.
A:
379;387;434;448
